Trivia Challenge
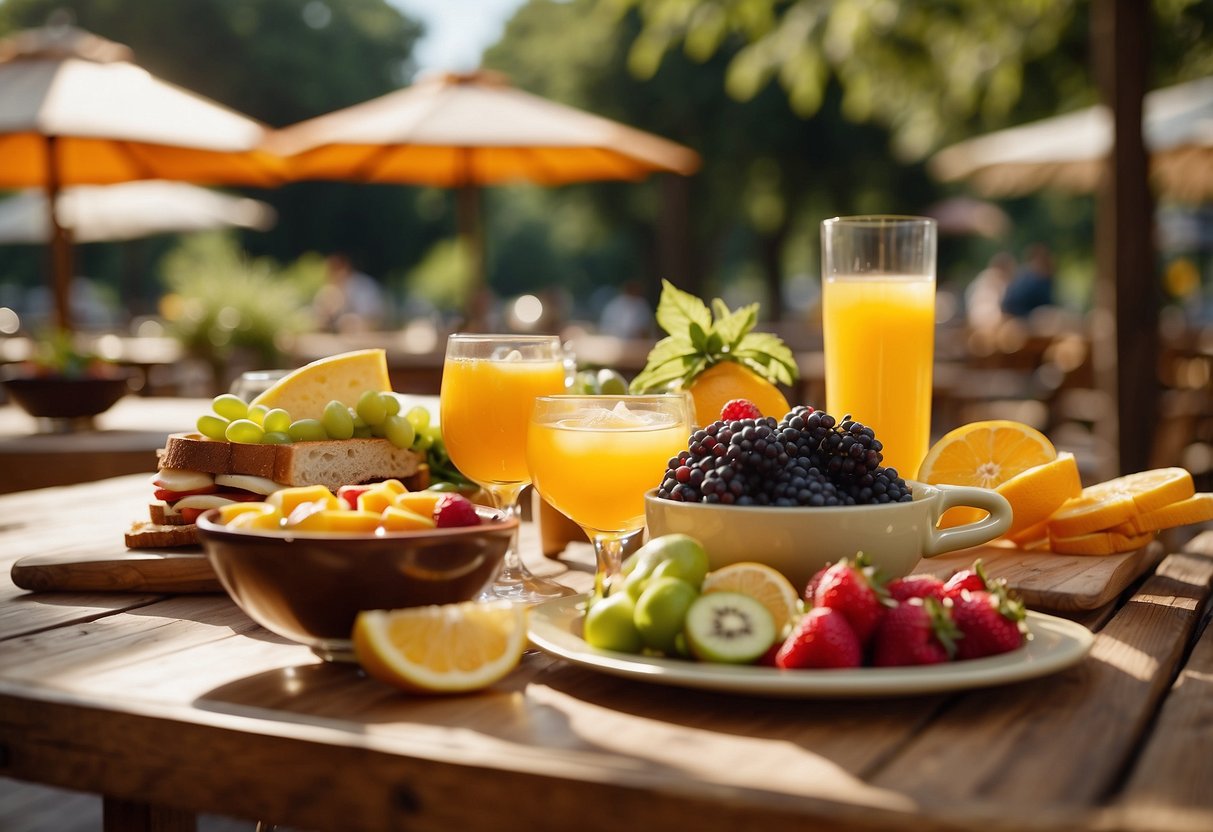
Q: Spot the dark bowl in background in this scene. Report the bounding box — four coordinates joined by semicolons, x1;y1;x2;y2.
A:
1;369;134;420
196;506;516;661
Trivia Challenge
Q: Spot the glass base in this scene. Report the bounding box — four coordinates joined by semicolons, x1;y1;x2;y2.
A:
479;567;576;606
310;639;357;663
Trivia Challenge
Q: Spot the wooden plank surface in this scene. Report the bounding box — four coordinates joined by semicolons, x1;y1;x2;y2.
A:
2;476;1210;832
912;541;1165;611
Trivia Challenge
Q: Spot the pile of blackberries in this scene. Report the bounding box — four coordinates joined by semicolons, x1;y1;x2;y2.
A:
655;405;913;507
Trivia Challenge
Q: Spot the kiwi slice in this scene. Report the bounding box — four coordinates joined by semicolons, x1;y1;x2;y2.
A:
683;592;776;664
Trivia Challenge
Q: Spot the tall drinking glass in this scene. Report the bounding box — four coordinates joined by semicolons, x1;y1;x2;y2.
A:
528;394;691;595
440;334;573;603
821;216;937;478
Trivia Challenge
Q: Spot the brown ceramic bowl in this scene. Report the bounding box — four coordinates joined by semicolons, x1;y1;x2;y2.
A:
1;370;133;421
195;507;515;661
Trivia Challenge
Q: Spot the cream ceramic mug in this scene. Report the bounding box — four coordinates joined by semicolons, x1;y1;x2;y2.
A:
644;481;1011;592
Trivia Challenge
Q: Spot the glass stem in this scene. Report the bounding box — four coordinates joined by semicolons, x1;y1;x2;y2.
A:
591;529;642;597
488;483;528;580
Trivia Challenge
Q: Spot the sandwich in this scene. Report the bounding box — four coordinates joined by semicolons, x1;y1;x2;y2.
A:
126;348;428;549
126;432;425;548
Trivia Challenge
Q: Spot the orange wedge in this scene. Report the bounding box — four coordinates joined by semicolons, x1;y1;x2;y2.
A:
996;452;1083;537
701;562;800;637
1048;468;1195;538
353;601;527;693
1113;493;1213;535
1048;528;1156;556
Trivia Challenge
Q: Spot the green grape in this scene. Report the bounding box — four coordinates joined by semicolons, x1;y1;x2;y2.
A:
353;423;373;438
225;419;265;444
356;390;388;426
263;408;292;434
246;404;269;426
288;418;327;442
380;392;401;417
382;414;415;449
405;406;430;432
197;414;229;440
413;431;434;451
262;431;293;444
322;400;355;440
212;393;248;421
370;420;387;438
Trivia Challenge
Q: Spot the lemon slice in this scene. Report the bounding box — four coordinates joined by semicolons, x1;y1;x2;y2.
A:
1048;468;1195;538
701;562;800;636
353;601;527;693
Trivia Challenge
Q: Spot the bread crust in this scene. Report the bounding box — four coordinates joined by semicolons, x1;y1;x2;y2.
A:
158;433;422;490
125;521;199;549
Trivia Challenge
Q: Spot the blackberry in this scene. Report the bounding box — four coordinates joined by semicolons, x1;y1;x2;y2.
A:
654;407;911;507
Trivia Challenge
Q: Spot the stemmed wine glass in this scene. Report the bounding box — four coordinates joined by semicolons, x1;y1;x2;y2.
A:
440;334;575;603
527;394;691;596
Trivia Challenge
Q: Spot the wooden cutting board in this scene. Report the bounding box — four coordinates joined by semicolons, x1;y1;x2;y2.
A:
911;540;1166;612
10;549;222;594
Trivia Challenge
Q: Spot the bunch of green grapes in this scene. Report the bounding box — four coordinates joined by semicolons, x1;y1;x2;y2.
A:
196;391;422;451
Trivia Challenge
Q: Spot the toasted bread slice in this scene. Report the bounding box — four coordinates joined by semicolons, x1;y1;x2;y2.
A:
126;521;199;549
158;433;422;491
149;501;190;526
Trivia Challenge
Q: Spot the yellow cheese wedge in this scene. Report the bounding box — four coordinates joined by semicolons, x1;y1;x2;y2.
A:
251;349;392;421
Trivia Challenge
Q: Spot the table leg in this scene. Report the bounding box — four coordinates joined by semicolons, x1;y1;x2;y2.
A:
102;796;195;832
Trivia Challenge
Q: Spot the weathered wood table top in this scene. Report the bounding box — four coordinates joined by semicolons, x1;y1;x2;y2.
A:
1;476;1211;832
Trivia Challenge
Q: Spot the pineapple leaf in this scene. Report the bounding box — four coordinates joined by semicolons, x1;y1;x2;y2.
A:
655;279;711;337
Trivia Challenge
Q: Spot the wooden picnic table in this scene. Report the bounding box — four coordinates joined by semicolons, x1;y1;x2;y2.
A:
1;475;1211;832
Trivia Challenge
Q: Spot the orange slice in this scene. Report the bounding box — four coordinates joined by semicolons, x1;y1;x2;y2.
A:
1007;517;1050;548
1048;528;1156;556
701;562;800;636
1114;493;1213;535
353;601;527;693
918;420;1057;487
1048;468;1195;538
996;452;1083;537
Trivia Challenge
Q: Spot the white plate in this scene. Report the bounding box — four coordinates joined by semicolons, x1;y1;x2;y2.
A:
528;595;1095;698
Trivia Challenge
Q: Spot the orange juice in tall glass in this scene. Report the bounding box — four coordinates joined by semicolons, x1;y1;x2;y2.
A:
441;356;566;486
821;217;937;478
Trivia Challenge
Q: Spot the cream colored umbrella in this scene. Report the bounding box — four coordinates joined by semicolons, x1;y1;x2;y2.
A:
0;24;283;328
930;75;1213;202
0;181;275;244
267;70;700;319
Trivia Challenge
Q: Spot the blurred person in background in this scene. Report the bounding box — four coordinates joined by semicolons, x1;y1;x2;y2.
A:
1002;244;1055;319
966;251;1016;330
599;280;655;339
313;252;385;333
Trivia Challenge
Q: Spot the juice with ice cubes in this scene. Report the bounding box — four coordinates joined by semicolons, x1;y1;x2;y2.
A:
527;407;687;532
441;357;566;485
822;274;935;478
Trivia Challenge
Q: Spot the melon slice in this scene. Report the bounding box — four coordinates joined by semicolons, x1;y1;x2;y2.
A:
251;349;392;421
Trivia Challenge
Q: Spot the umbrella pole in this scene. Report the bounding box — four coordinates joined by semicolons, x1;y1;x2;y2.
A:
44;135;74;332
457;183;486;330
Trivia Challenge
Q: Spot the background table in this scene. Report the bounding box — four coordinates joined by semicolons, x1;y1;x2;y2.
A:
1;476;1212;832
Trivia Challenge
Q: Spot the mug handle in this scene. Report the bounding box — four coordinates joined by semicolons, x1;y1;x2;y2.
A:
922;484;1013;558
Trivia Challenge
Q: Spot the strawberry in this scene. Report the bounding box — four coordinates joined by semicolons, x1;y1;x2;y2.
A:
720;398;763;421
433;493;481;528
775;607;862;669
337;484;376;511
887;574;946;602
942;559;995;599
803;564;829;604
950;588;1028;660
811;554;888;646
872;597;960;667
